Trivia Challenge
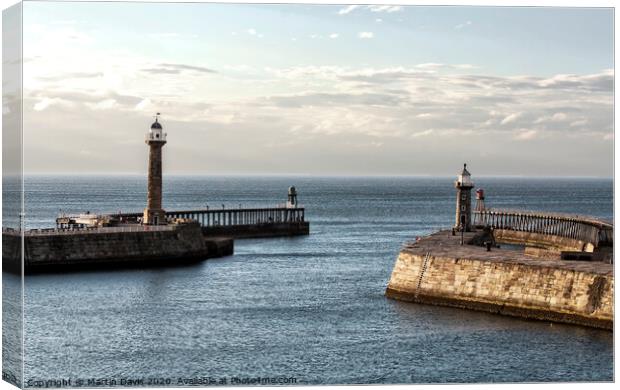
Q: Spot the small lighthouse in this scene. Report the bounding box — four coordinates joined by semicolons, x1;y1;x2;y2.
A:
454;163;474;232
143;113;167;225
287;186;298;208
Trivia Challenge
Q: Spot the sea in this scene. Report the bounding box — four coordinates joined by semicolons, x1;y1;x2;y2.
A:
2;175;614;385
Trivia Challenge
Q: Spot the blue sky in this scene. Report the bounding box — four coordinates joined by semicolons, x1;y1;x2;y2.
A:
24;3;612;76
14;2;614;176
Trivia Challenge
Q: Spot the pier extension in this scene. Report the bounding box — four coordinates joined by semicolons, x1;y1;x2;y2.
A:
386;165;613;329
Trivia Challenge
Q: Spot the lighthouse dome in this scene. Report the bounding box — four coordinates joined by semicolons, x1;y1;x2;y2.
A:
146;114;166;143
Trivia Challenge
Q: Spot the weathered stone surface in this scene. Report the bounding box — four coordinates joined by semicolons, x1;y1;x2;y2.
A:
385;230;613;330
2;232;21;270
2;223;233;273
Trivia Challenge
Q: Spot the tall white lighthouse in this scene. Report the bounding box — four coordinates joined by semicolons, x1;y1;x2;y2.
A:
143;113;167;225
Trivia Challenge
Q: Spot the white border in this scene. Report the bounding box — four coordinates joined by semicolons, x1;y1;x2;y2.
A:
0;1;616;390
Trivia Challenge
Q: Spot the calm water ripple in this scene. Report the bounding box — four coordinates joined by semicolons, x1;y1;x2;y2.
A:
5;176;614;384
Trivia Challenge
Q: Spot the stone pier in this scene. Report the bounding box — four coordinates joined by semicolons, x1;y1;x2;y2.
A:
114;207;310;239
385;230;613;330
2;222;233;274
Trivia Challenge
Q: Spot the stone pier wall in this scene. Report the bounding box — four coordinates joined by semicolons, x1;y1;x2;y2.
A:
386;246;613;329
2;231;21;271
3;223;232;273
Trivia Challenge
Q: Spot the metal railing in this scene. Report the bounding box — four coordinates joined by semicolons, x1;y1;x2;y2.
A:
168;207;306;227
473;209;613;247
116;207;306;228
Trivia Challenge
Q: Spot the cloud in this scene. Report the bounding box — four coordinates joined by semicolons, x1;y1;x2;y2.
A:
551;113;569;122
570;119;588;127
368;5;403;13
141;63;217;75
262;91;408;108
329;33;339;39
17;17;615;176
453;64;477;70
86;98;118;110
500;112;522;125
412;63;478;72
141;68;180;75
160;63;216;73
261;68;612;143
245;28;264;38
29;90;144;110
514;129;538;140
37;71;104;81
415;63;444;70
338;5;360;15
455;20;473;29
33;98;59;111
534;112;568;124
537;70;613;91
339;5;403;14
25;33;613;172
358;32;374;39
135;98;152;111
273;66;425;85
411;129;434;138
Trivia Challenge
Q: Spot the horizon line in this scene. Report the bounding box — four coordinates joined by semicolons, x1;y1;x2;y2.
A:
16;172;614;180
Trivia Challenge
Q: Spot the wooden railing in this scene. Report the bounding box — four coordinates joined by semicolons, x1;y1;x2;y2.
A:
473;209;613;247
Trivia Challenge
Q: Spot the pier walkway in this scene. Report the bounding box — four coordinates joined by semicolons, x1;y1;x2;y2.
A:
111;207;309;238
113;207;304;226
473;209;613;250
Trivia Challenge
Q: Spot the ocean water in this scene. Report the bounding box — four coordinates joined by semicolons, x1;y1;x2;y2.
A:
5;176;615;384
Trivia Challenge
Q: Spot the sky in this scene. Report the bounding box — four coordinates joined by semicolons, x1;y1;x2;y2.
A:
9;1;615;176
